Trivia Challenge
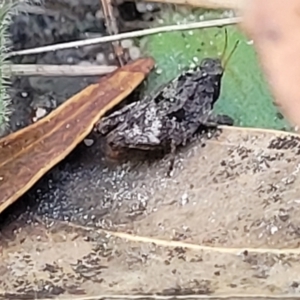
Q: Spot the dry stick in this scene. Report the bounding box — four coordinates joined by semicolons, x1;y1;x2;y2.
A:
7;17;241;57
3;64;118;76
219;124;299;135
3;294;300;300
59;220;300;256
100;0;125;66
136;0;244;9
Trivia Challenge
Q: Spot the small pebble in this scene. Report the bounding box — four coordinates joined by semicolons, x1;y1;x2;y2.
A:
180;192;189;206
84;139;94;147
33;107;47;122
108;53;115;62
21;92;28;98
85;12;94;22
78;60;93;66
95;9;104;19
145;3;157;11
270;225;278;235
136;2;147;13
67;57;74;64
44;28;52;36
96;53;107;65
129;46;141;60
121;39;134;49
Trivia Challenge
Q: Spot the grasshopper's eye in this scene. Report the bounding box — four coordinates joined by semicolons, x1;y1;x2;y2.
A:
201;58;210;66
200;58;214;70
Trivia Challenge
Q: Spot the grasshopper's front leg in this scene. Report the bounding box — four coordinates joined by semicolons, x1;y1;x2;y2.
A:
210;113;234;126
95;102;137;135
196;112;234;142
199;112;234;127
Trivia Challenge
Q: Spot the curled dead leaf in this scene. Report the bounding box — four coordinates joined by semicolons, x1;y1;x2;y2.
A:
0;57;155;213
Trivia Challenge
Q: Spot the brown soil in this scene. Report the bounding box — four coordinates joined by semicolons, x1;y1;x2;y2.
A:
2;127;300;299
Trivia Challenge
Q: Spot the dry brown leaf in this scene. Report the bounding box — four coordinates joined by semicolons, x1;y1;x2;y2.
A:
0;57;155;213
1;126;300;297
241;0;300;129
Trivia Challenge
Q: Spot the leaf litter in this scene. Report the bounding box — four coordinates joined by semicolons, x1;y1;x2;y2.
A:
2;126;300;298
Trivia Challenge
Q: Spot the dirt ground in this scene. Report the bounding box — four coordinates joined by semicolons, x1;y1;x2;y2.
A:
2;1;300;299
3;127;300;298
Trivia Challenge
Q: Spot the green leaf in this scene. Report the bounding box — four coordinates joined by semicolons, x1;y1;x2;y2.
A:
140;9;291;131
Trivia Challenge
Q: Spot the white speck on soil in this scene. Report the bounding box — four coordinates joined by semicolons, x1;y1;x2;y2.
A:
180;192;189;206
33;107;47;122
270;225;278;235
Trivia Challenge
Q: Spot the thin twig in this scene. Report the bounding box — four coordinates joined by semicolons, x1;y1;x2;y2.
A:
3;64;118;76
100;0;125;65
135;0;244;10
219;124;297;135
60;220;300;256
7;17;241;57
2;293;300;300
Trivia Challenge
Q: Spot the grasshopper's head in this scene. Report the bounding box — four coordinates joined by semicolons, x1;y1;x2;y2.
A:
200;58;223;77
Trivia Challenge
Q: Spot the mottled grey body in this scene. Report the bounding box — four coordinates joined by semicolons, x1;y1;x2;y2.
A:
97;57;233;153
